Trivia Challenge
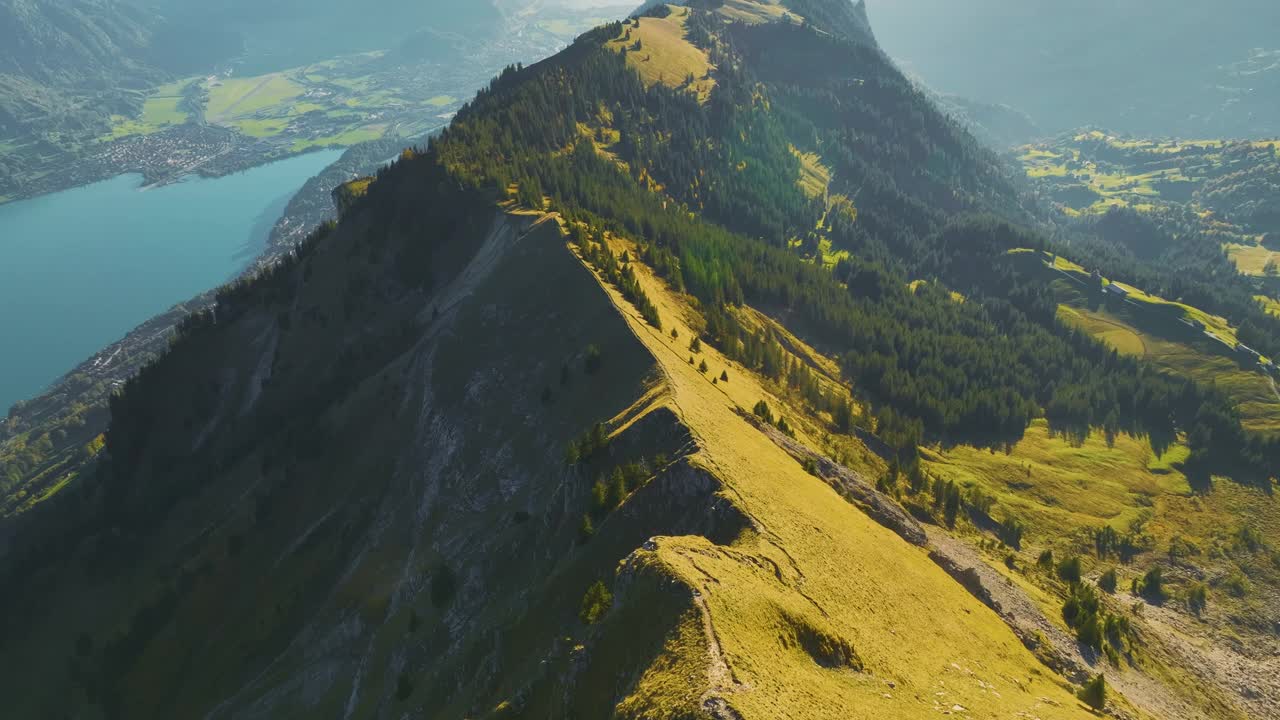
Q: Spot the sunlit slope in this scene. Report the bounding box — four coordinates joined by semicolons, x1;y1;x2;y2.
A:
606;7;716;102
581;233;1094;718
1008;249;1280;433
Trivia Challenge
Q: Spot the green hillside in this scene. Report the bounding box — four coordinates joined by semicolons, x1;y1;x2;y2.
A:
2;2;1279;719
1016;133;1280;431
1006;249;1280;433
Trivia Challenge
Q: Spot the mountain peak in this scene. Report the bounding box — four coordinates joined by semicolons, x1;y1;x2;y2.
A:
635;0;876;43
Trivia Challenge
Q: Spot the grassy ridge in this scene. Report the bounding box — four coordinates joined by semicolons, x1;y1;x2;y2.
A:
583;231;1095;719
606;7;716;103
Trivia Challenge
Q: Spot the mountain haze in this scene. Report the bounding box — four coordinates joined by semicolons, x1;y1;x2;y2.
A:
0;0;530;140
147;0;502;74
0;0;160;134
869;0;1280;139
3;2;1279;719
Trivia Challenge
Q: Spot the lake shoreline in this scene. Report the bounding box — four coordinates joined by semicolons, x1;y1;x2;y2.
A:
0;149;344;416
0;125;353;208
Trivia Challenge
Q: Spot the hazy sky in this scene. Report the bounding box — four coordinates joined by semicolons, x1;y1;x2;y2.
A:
864;0;1280;135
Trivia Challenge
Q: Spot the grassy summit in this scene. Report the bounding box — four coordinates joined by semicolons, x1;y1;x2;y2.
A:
606;7;717;102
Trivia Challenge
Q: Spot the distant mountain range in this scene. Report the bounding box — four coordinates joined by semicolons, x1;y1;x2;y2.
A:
0;0;517;139
0;0;161;135
145;0;503;74
868;0;1280;139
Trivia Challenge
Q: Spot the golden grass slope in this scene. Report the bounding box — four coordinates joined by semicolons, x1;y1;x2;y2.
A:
1225;241;1280;277
576;226;1280;718
577;232;1096;718
790;145;831;199
606;6;716;102
713;0;802;25
1057;305;1146;356
924;420;1189;541
923;412;1280;718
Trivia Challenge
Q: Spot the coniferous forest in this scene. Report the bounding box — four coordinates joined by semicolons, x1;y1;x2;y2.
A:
384;16;1274;479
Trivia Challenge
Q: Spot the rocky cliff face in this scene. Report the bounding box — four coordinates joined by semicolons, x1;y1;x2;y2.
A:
1;200;667;716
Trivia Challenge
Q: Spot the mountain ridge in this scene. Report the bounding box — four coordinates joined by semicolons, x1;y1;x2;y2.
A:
2;2;1278;718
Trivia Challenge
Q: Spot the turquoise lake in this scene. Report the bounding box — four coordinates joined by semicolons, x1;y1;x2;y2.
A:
0;149;343;414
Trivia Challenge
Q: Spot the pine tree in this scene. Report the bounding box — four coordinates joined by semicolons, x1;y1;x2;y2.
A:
1057;555;1083;584
833;397;853;433
580;580;613;623
1078;673;1106;710
584;344;603;374
396;672;414;701
607;467;627;509
591;477;609;512
1187;582;1208;616
1098;568;1118;593
944;482;961;527
753;400;774;423
1037;549;1055;571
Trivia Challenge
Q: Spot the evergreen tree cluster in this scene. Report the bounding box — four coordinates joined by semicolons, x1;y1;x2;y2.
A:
1061;577;1135;665
566;423;609;465
580;457;664;544
579;580;613;624
1078;673;1107;710
580;235;662;329
1094;525;1145;563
